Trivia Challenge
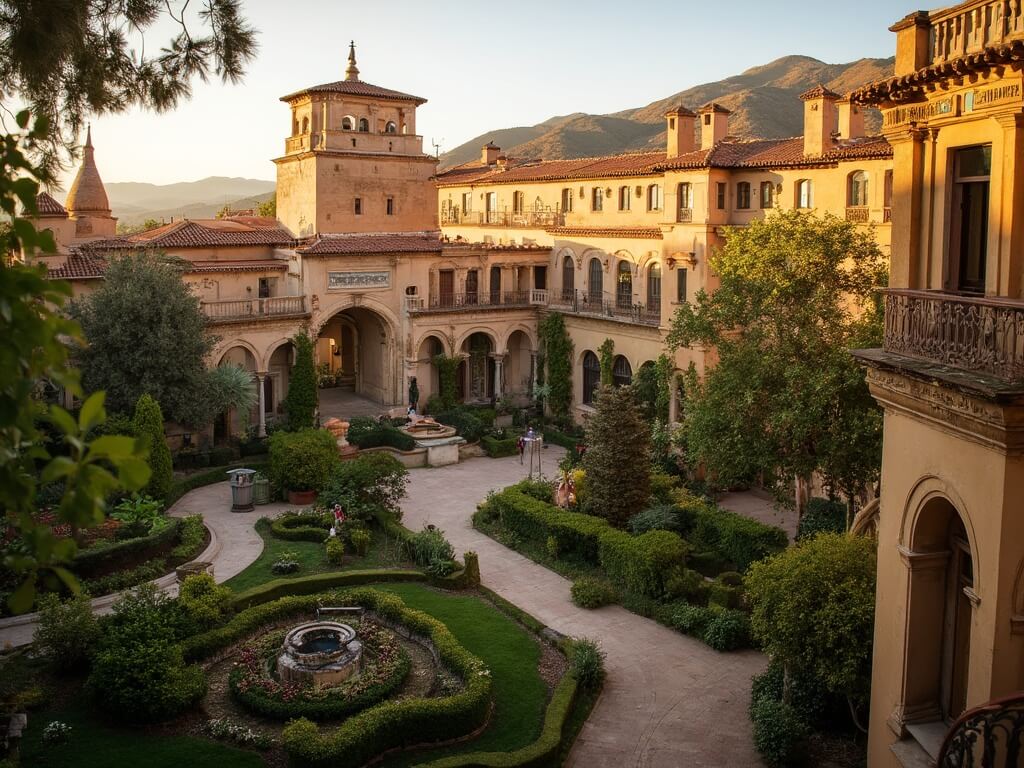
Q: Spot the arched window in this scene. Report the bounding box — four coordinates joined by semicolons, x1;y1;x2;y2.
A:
618;186;631;211
385;121;397;134
342;116;354;131
736;181;751;210
616;261;633;309
513;190;525;215
760;181;775;209
562;255;575;300
677;182;693;222
612;355;632;387
592;187;604;212
301;116;309;133
358;117;369;132
796;179;814;209
582;352;601;405
588;257;603;304
884;169;893;210
647;263;661;309
647;184;662;211
848;171;869;207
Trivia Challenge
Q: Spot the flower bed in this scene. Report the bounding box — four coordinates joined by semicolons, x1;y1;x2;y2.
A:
229;622;412;721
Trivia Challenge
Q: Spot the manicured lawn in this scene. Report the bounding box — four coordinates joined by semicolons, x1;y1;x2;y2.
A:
19;701;263;768
377;583;547;767
223;519;409;593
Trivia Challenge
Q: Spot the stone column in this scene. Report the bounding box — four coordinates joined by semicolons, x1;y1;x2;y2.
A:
668;378;679;424
492;354;505;400
256;372;267;438
530;351;539;391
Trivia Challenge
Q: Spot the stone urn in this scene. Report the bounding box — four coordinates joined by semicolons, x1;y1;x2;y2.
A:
325;418;358;458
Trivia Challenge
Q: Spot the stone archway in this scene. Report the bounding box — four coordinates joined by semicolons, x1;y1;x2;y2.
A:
314;303;399;405
216;345;258;441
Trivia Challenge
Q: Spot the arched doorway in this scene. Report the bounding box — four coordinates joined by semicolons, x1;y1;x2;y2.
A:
459;332;495;404
616;261;633;309
414;335;446;408
216;345;257;441
316;306;396;404
505;330;534;402
582;351;600;405
266;341;295;426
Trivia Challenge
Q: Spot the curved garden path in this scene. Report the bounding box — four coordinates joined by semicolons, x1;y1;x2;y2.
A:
0;481;280;649
401;449;768;768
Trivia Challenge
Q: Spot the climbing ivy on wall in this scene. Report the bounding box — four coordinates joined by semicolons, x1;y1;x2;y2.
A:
598;338;615;387
538;312;573;419
433;354;461;411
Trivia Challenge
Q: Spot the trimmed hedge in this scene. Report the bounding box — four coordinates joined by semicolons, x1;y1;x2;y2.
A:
270;512;331;543
481;434;519;458
541;428;582;452
350;423;416;452
674;492;788;571
228;569;427;613
481;487;686;599
72;518;182;578
280;589;492;768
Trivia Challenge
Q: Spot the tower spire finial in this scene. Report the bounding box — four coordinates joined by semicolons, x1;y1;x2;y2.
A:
85;123;93;150
345;41;359;82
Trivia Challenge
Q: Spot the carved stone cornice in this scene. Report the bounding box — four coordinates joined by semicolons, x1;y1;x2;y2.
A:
898;545;951;571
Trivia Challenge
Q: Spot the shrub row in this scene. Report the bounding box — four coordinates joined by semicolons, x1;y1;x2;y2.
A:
674;491;788;571
270;512;331;542
228;569;427;613
481;487;686;599
481;434;519;458
172;446;238;471
280;589;492;768
72;517;182;578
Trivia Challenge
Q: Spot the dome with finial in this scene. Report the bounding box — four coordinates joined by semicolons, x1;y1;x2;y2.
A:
66;126;111;216
345;41;360;82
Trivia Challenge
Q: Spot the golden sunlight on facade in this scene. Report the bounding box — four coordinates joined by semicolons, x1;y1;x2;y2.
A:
850;1;1024;766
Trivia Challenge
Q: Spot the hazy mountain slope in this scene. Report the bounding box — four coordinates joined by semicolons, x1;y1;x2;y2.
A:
439;55;894;167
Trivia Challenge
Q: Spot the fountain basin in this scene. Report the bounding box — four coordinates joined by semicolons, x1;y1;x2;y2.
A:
277;621;363;689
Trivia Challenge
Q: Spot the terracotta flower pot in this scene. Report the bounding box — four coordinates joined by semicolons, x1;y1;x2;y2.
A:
288;489;316;506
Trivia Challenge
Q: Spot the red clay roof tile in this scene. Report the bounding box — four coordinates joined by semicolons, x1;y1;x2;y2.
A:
299;232;443;255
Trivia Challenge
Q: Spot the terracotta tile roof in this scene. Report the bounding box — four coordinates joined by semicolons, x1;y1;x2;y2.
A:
33;192;68;216
46;253;107;280
546;226;663;240
435;151;667;187
298;231;443;255
280;79;426;105
443;239;551;252
78;217;295;251
187;259;289;273
800;84;841;101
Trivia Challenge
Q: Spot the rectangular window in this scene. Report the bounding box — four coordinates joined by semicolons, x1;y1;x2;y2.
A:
461;192;472;214
760;181;774;209
258;277;271;299
797;180;814;209
513;191;524;215
619;186;631;211
716;182;726;210
647;184;662;212
534;266;547;290
386;196;395;216
354;197;362;215
676;269;688;303
677;182;693;221
952;145;992;293
561;187;573;213
592;187;604;212
737;182;751;210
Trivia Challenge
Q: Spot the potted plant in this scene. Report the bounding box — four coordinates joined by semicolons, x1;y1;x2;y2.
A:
268;429;341;505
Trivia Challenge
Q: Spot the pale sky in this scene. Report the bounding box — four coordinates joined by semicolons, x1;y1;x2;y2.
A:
62;0;912;188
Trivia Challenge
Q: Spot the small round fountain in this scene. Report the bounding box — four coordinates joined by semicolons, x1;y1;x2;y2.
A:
400;417;458;440
277;621;363;689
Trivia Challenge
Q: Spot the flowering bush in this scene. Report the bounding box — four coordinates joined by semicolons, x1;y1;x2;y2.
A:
271;551;301;575
42;720;72;745
230;621;410;720
202;717;274;750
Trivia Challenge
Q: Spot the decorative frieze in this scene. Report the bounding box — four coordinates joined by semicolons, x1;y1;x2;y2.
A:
327;271;391;290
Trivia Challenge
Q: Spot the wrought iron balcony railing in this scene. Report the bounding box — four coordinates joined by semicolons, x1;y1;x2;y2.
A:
677;208;693;223
929;0;1024;67
201;295;308;322
439;209;564;228
548;289;661;327
938;691;1024;767
883;289;1024;381
846;206;870;223
408;290;549;313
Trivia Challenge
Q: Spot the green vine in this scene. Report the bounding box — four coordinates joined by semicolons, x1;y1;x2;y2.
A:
538;312;573;419
598;338;615;387
433;354;461;411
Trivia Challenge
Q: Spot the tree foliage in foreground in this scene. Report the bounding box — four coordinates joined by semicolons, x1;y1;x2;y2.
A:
668;210;886;511
1;114;149;612
582;384;650;528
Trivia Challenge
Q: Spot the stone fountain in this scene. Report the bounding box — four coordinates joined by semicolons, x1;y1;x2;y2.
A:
277;621;363;689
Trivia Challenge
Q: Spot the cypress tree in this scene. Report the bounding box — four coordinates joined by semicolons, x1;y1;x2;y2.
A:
285;331;317;430
132;394;172;500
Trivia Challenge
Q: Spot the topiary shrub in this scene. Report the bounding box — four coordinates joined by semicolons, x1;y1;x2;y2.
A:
284;331;317;431
570;577;617;609
648;471;678;505
33;593;101;671
627;503;683;534
583;384;650;528
132;394;173;500
797;497;847;540
271;511;331;542
569;638;605;689
750;698;808;768
268;428;340;494
702;608;751;651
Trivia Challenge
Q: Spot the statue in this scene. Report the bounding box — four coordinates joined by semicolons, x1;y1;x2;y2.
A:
408;377;419;411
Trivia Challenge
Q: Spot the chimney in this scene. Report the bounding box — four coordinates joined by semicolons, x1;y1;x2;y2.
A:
836;97;864;141
698;103;731;150
800;85;840;157
496;155;509;171
891;11;931;77
481;142;500;166
665;105;697;157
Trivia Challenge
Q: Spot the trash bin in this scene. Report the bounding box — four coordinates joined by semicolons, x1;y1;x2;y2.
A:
252;473;270;505
226;468;257;513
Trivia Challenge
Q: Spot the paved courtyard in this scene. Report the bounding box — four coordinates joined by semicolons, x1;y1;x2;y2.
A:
318;387;394;421
402;448;767;768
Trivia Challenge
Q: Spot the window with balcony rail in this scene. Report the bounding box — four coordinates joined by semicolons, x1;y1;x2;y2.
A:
616;261;633;309
951;145;991;294
647;263;661;310
677;182;693;222
562;255;574;300
588;258;603;302
848;170;869;207
513;191;524;215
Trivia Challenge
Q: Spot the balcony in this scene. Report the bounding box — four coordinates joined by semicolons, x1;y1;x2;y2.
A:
928;0;1024;67
937;690;1024;767
549;290;661;327
201;295;308;322
440;209;564;228
407;290;549;314
846;207;870;223
883;289;1024;382
677;208;693;223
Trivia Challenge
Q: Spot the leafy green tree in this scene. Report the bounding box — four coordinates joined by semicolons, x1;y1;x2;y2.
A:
0;0;257;176
321;453;409;521
582;385;650;528
745;533;877;719
257;196;277;218
1;113;149;612
598;338;615;387
285;331;317;430
69;253;216;425
538;312;573;420
668;211;886;514
132;394;173;500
